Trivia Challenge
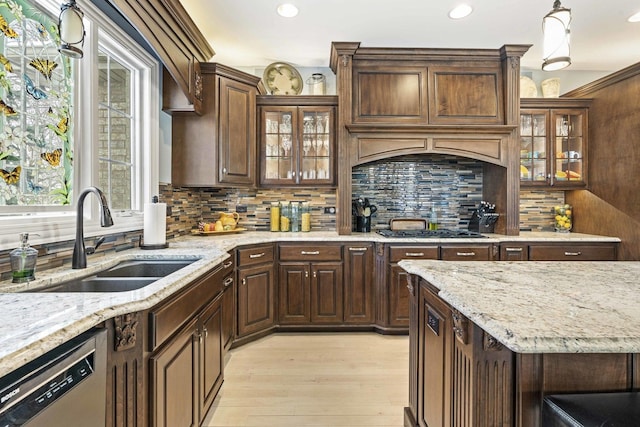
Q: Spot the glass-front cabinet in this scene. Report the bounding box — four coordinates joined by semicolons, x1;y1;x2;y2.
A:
258;96;337;186
520;99;590;187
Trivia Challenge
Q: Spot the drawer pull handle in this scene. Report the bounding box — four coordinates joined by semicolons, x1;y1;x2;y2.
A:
505;248;523;253
456;252;476;257
223;277;234;287
348;247;368;251
564;251;582;256
405;252;425;257
406;283;414;293
301;251;320;255
223;261;233;268
249;252;266;259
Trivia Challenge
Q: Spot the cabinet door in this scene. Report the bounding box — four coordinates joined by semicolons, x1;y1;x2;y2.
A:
298;107;335;185
551;109;587;186
343;244;374;324
311;262;343;324
261;107;298;185
150;317;198;427
389;264;411;327
520;109;550;184
418;283;453;427
218;76;256;185
221;277;235;351
278;263;311;324
199;295;223;418
237;263;275;337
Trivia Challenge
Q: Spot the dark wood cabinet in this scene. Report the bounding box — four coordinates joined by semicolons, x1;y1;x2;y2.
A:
149;262;230;427
257;96;337;187
520;99;591;188
172;63;261;187
198;296;224;419
343;243;375;324
150;316;198;427
440;244;496;261
499;242;618;261
236;244;276;337
278;243;344;325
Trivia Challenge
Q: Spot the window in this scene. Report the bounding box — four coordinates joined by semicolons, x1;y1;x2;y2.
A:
0;0;159;249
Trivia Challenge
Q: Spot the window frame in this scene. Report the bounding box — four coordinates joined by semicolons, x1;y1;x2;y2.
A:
0;0;159;250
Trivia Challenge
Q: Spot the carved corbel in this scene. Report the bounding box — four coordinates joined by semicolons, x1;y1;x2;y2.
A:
452;310;468;344
113;312;139;351
341;54;350;67
483;331;504;351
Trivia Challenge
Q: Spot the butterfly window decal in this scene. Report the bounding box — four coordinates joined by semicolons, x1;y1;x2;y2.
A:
41;148;62;167
29;58;58;80
0;165;21;185
0;15;18;39
24;74;47;100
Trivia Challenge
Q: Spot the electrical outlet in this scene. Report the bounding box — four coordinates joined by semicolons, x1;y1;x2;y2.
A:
324;207;336;214
236;205;248;213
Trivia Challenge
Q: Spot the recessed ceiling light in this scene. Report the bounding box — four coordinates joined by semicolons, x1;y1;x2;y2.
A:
277;3;299;18
628;11;640;22
449;4;473;19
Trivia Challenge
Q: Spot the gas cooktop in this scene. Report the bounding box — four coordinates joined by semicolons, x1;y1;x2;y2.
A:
376;229;486;238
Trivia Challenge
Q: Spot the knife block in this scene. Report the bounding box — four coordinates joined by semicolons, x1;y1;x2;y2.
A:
468;211;499;233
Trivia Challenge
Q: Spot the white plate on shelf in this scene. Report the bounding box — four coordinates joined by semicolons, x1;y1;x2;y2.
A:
520;76;538;98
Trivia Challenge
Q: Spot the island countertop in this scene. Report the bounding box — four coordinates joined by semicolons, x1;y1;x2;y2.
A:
398;260;640;354
0;230;621;377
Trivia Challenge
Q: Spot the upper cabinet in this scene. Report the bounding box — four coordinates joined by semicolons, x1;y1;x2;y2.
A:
257;96;337;187
108;0;214;111
172;64;263;187
520;98;591;188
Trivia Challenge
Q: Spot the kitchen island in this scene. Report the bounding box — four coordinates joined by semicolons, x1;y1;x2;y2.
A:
399;260;640;427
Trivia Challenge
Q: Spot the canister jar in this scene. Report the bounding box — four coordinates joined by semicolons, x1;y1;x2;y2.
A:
270;202;280;232
280;202;291;232
301;202;311;232
306;73;326;95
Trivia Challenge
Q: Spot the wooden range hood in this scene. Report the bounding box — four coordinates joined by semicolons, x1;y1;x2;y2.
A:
330;42;530;236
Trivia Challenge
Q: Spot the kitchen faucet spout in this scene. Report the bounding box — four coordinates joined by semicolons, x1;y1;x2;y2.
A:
72;187;114;269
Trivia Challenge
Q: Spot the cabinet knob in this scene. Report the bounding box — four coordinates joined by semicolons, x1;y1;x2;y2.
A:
222;167;227;174
203;327;208;338
305;270;309;278
313;271;317;278
242;278;246;286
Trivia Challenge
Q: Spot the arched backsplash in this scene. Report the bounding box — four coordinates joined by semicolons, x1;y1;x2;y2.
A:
351;154;483;230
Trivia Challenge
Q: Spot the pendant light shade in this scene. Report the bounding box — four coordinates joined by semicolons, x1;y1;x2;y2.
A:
58;0;85;59
542;0;571;71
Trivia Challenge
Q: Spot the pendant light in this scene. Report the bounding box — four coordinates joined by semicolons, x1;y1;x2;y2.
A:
542;0;571;71
58;0;85;59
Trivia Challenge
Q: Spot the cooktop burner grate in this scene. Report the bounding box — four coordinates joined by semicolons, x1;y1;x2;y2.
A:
376;229;486;238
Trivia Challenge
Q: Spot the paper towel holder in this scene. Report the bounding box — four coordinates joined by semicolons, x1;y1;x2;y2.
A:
141;195;169;250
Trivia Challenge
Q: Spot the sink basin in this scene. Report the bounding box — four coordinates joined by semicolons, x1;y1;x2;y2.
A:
28;259;196;293
97;259;195;278
38;277;158;293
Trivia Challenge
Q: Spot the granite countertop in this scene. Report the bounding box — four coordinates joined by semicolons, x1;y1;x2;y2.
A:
0;230;621;377
399;260;640;354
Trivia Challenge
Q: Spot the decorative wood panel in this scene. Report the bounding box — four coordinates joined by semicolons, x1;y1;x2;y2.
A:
428;66;503;125
432;137;505;164
311;263;344;323
353;68;428;124
355;138;428;165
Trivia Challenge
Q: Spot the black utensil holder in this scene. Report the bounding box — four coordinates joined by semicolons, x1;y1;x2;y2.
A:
355;216;371;232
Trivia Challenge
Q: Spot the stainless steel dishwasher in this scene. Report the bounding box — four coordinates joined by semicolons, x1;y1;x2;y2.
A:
0;328;107;426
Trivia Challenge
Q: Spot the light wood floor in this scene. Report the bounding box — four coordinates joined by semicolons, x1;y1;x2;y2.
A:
202;332;409;427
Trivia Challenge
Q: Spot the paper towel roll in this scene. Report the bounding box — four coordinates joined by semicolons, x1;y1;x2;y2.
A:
144;202;167;246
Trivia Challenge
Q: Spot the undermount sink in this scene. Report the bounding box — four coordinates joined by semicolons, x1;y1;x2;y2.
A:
96;260;195;278
39;277;158;293
30;259;196;293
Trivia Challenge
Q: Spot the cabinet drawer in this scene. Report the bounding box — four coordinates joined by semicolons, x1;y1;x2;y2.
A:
529;245;617;261
150;265;225;351
279;244;342;261
441;245;492;261
237;244;274;267
390;246;439;262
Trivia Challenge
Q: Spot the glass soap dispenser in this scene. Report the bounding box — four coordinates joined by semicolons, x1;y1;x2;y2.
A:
10;233;38;283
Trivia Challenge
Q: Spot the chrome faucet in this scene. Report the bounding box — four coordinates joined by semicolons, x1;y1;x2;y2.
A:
72;187;114;269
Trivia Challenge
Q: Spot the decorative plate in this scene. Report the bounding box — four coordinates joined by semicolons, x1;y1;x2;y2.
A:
263;62;303;95
191;228;247;236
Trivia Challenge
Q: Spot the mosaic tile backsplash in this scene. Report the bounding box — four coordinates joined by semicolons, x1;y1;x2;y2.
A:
352;155;484;230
